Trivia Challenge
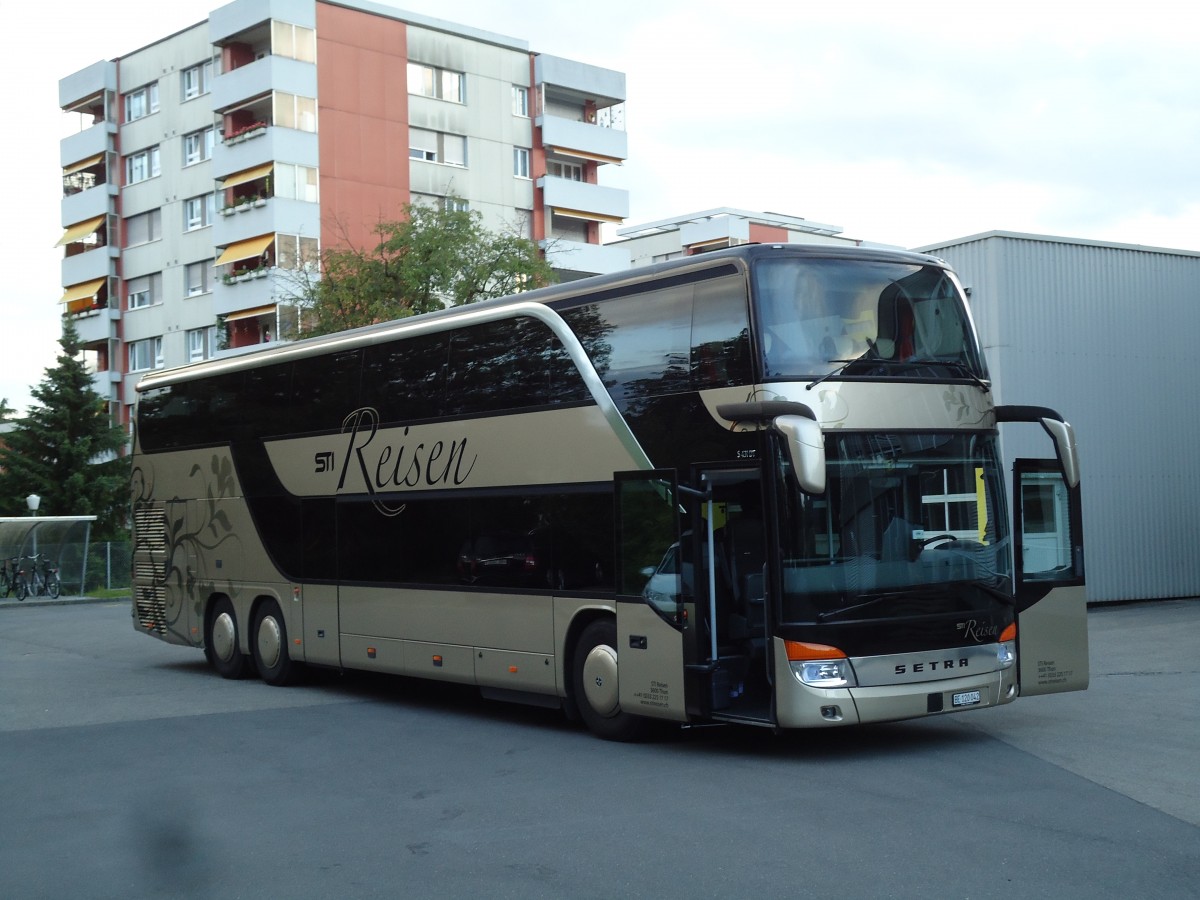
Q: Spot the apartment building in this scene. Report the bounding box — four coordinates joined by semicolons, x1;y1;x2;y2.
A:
612;208;881;267
57;0;629;427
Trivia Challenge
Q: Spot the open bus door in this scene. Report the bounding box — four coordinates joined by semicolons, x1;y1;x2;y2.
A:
1013;458;1089;695
998;405;1088;696
613;470;688;722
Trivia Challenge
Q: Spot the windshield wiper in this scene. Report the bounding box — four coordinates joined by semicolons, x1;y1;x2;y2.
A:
805;358;860;391
818;590;921;621
906;358;991;392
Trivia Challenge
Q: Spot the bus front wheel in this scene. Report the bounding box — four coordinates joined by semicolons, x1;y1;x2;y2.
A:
205;597;251;679
572;619;649;741
252;599;302;686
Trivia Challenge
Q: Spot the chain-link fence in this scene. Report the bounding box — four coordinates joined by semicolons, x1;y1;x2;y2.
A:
82;541;131;593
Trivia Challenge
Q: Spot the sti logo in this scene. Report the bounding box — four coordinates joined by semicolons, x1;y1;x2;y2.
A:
314;451;334;473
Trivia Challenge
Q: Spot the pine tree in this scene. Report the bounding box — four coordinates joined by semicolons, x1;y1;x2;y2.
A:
0;320;129;537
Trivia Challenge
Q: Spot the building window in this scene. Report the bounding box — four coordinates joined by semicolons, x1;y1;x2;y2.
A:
547;160;583;181
273;92;317;132
183;127;215;166
512;86;529;117
124;82;159;122
407;62;465;103
444;197;469;213
514;147;531;179
185;260;213;296
125;146;161;185
186;326;216;362
128;337;163;373
127;273;162;310
181;61;213;100
276;234;319;270
272;21;316;62
184;194;215;231
409;129;466;167
274;162;319;202
125;209;162;247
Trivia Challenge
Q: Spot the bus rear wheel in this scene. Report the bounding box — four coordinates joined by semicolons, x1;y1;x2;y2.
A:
252;599;301;686
572;619;649;741
205;597;250;679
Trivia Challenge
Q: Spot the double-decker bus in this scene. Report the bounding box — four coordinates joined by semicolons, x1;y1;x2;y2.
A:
130;244;1087;739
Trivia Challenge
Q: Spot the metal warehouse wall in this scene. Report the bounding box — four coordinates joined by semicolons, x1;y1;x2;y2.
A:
918;231;1200;603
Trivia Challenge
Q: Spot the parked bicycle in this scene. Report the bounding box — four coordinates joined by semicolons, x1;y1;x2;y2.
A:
1;557;28;601
27;554;61;600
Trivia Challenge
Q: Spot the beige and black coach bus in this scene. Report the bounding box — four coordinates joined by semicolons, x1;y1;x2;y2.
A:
130;244;1088;739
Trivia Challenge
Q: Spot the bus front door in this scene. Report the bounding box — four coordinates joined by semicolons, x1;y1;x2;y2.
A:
692;467;773;723
614;471;688;722
1013;459;1089;695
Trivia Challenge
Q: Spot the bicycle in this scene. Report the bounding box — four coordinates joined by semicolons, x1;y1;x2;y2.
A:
1;557;29;601
26;554;61;600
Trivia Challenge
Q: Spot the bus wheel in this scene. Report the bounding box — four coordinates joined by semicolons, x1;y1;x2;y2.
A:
205;597;250;679
252;599;301;686
572;619;648;741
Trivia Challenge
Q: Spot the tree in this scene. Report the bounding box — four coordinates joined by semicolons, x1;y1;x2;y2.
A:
284;201;556;337
0;320;129;537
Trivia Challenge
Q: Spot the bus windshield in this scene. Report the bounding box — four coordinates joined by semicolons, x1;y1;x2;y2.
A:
775;431;1012;623
752;257;986;382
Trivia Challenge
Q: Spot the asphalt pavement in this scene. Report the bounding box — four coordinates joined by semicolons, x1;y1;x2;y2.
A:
3;591;1198;828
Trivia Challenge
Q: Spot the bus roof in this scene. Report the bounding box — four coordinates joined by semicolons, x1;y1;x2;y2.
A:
136;243;951;392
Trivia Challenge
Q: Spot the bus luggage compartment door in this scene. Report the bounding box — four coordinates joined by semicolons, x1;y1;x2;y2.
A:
1013;459;1089;695
614;471;687;722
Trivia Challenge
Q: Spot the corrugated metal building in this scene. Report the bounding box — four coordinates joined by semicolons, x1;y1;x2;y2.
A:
916;231;1200;603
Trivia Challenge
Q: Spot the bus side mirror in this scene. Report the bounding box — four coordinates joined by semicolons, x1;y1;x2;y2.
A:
1042;418;1079;489
773;415;826;495
995;405;1079;490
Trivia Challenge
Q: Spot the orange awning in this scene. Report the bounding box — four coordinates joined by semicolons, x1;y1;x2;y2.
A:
215;234;275;266
63;154;104;176
59;278;107;304
56;215;105;247
545;146;623;165
224;304;276;322
549;206;624;224
220;162;274;188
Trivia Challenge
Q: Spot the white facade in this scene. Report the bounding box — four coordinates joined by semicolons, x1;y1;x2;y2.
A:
612;207;889;268
917;230;1200;603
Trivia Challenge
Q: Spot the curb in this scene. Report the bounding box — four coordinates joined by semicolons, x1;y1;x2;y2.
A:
0;595;130;610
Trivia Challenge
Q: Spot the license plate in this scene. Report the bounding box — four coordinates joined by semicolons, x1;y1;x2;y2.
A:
952;690;982;707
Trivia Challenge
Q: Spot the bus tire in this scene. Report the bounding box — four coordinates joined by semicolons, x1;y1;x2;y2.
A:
251;599;301;686
572;619;649;741
205;596;251;679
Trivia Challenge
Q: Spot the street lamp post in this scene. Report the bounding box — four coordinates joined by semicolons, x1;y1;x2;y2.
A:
26;493;40;557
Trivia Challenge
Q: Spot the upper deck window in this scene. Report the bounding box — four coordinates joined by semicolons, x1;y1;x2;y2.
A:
752;258;985;383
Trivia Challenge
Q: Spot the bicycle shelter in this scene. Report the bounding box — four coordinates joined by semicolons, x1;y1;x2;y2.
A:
0;516;96;597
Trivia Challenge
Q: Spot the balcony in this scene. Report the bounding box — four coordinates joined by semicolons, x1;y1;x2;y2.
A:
540;239;631;278
214;274;276;318
535;55;625;110
538;176;628;223
61;180;115;230
211;53;317;117
75;305;119;346
213;125;319;182
538;116;627;165
61;122;115;174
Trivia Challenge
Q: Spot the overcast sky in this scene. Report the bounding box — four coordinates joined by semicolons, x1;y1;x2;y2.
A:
2;0;1197;415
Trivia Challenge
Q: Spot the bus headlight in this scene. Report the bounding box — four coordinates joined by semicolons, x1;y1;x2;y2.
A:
997;623;1017;669
997;641;1016;669
784;641;858;688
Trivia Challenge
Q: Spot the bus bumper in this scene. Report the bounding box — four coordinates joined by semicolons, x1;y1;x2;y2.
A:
773;654;1018;728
